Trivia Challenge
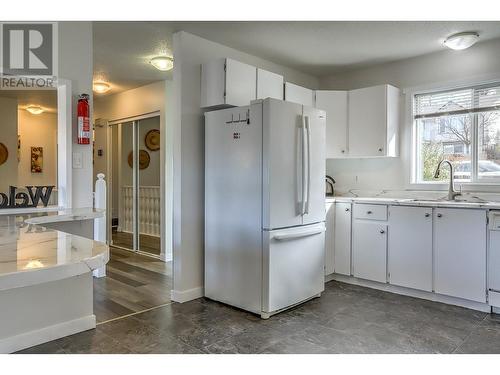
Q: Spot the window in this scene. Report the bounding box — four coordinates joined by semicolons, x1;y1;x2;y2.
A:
413;83;500;184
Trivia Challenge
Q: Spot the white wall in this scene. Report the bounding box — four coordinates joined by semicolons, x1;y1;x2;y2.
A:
58;22;94;208
0;97;18;193
170;31;320;301
17;111;58;187
321;37;500;192
94;81;166;121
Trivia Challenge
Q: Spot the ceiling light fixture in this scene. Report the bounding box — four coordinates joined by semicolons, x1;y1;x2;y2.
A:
444;32;480;50
93;81;111;94
150;56;174;71
25;105;44;115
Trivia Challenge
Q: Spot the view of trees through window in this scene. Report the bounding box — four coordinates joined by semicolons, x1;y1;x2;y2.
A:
415;84;500;183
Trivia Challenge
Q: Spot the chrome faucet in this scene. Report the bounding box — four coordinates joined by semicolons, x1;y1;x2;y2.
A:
434;160;462;201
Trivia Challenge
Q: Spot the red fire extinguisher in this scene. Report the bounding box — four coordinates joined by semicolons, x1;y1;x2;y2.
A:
77;94;90;144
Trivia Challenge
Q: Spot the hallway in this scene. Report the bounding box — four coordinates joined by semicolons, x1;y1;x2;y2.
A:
93;247;172;323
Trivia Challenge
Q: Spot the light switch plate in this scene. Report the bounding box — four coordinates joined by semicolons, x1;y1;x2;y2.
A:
72;152;83;169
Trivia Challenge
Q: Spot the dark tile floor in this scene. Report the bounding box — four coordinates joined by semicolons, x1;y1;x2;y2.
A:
16;281;500;354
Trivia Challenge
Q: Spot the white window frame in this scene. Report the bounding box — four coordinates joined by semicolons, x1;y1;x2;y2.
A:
405;75;500;192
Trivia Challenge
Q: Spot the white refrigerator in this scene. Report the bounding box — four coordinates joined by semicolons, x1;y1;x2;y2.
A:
205;98;326;318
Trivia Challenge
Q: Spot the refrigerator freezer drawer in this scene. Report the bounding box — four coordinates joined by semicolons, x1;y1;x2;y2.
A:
490;290;500;308
262;223;325;313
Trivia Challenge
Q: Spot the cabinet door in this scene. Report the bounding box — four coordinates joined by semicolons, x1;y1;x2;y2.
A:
334;202;352;276
325;202;335;275
348;85;387;157
388;206;432;291
352;221;387;283
284;82;314;106
315;90;348;158
434;208;487;303
201;58;226;108
225;58;257;106
257;68;284;100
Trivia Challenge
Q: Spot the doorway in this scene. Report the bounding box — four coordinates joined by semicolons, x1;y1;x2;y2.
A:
109;115;162;257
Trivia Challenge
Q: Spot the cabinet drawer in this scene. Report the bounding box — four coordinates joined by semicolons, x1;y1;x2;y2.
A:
353;204;387;221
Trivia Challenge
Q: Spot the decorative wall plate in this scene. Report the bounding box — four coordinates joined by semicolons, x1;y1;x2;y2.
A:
145;129;160;151
0;143;8;166
128;149;151;170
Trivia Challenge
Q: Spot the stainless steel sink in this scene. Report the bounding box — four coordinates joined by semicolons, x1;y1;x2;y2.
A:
406;198;486;205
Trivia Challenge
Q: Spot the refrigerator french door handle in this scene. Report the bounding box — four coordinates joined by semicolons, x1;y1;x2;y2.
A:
301;115;307;215
273;226;326;241
305;115;311;215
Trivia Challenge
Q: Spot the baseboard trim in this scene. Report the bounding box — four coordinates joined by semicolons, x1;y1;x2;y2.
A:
160;252;172;262
171;286;204;303
327;273;491;313
0;315;96;354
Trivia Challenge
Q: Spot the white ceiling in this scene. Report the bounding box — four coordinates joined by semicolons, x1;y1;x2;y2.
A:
93;21;500;94
0;90;57;113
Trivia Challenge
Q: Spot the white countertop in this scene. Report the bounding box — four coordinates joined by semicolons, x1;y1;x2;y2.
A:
326;193;500;210
0;208;109;291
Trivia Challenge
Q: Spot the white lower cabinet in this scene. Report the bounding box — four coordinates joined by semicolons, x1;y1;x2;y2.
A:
327;201;490;308
333;202;352;275
352;221;387;283
388;206;432;292
325;202;335;275
434;208;487;303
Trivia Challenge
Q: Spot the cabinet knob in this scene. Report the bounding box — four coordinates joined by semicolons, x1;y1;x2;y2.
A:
345;208;350;212
437;213;442;218
425;213;430;217
378;148;383;152
367;211;372;214
341;150;345;153
380;229;385;234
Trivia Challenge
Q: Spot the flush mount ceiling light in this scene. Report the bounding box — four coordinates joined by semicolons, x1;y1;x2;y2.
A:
150;56;174;71
25;105;44;115
444;32;480;50
93;81;111;94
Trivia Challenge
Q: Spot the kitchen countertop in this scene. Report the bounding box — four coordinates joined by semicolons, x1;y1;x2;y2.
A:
0;208;109;291
326;195;500;210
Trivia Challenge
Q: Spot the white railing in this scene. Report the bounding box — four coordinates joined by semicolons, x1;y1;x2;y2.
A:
120;185;161;237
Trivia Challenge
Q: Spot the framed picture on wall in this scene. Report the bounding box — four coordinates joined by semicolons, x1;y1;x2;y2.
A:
31;147;43;173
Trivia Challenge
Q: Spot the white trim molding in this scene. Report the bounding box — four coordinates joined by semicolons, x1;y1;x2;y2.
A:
57;79;73;209
327;274;490;313
170;286;204;303
0;315;95;354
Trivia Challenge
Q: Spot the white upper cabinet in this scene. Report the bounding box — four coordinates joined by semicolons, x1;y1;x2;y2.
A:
257;69;284;100
284;82;314;107
315;91;348;158
201;58;257;108
347;84;400;158
434;208;487;303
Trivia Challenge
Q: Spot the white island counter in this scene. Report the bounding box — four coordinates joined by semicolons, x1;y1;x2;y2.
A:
0;209;109;353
